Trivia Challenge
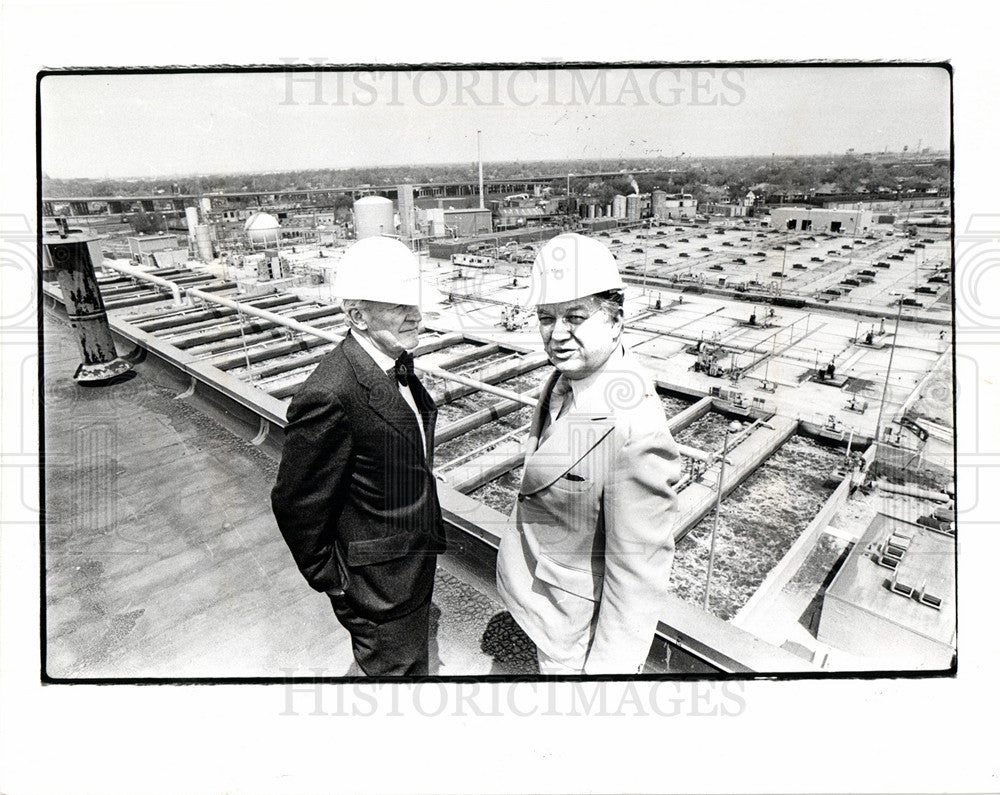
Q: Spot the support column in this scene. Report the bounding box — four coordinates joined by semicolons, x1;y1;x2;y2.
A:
44;220;133;384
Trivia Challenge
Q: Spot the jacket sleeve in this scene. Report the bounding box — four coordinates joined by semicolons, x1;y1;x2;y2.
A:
584;401;681;675
270;386;353;593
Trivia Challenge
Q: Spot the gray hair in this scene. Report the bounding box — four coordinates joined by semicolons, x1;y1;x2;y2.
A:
340;298;370;330
593;289;625;323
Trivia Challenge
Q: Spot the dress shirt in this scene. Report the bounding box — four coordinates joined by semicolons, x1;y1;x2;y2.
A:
353;332;427;453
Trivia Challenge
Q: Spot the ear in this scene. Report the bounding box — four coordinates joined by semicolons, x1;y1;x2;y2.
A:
345;305;368;331
610;308;625;341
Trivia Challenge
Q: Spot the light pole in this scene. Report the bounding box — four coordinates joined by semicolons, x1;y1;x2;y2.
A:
704;420;742;612
642;218;650;297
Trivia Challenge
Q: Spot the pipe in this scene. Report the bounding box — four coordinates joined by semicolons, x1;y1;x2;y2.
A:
107;264;714;461
106;261;183;305
104;264;537;406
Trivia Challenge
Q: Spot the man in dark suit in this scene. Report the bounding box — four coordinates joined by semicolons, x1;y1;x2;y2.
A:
271;237;444;676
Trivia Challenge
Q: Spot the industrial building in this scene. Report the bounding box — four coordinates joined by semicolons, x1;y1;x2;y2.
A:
127;233;181;260
652;190;697;220
769;206;877;234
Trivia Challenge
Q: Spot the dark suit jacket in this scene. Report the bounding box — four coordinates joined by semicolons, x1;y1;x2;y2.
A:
271;332;445;621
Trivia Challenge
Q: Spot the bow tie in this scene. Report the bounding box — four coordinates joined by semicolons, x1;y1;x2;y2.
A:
387;352;415;387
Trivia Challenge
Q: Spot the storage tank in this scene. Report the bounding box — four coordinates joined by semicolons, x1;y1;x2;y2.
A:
184;207;200;236
397;185;415;240
626;194;641;222
193;225;215;261
354;196;395;239
612;194;627;219
245;212;280;246
652;190;667;221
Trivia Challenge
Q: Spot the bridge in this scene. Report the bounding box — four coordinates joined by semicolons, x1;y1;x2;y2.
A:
42;171;634;218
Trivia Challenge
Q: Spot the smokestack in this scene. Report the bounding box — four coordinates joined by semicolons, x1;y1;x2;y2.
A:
477;130;485;210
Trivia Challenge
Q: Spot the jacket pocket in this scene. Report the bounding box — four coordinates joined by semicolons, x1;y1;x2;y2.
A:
548;472;594;494
346;531;415;567
533;553;603;601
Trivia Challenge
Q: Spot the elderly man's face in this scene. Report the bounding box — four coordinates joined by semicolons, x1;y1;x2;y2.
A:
354;301;422;357
536;296;622;379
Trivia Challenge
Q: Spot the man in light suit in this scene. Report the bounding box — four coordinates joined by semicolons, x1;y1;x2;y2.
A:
271;237;444;676
497;233;682;675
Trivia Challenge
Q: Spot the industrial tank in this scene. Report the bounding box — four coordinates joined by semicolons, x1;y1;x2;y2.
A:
194;224;216;261
353;195;395;240
245;212;280;246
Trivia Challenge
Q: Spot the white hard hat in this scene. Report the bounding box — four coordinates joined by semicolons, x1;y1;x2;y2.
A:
332;237;422;305
525;233;624;306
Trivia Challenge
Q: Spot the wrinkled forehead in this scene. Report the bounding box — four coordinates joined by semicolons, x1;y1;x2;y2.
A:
535;296;601;316
361;300;418;315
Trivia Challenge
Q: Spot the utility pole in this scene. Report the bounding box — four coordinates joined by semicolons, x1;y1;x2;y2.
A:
477;130;485;210
873;299;904;461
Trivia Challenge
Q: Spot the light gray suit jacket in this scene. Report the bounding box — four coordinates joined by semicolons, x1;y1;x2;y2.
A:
496;348;682;674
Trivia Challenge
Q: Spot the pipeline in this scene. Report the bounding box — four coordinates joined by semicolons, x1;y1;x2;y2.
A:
103;263;713;462
105;263;538;407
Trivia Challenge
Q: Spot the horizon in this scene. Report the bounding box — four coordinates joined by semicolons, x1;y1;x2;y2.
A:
41;66;950;181
43;149;951;185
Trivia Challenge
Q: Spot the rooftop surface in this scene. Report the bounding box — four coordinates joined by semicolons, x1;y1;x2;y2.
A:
43;310;537;679
824;512;956;645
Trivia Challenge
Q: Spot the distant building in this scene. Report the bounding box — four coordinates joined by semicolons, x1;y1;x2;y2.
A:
419;207;493;237
128;233;181;265
494;206;547;230
444;208;493;237
703;202;748;218
769;206;876;234
652;191;697;220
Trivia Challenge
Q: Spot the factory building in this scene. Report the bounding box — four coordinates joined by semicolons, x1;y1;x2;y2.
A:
494;206;547;230
414;206;492;238
769;206;876;234
652;190;697;220
127;233;183;266
444;208;493;237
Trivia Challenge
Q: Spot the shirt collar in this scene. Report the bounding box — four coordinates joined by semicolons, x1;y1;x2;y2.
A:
351;329;397;372
562;344;631;413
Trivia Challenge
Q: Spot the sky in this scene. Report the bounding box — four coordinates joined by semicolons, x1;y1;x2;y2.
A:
40;65;951;179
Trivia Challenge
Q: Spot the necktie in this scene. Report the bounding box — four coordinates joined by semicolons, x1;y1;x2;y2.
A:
388;352;415;387
541;379;573;442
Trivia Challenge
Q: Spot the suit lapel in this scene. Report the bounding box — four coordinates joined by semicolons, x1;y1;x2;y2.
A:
522;370;560;459
521;371;614;495
409;373;438;463
342;333;428;458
